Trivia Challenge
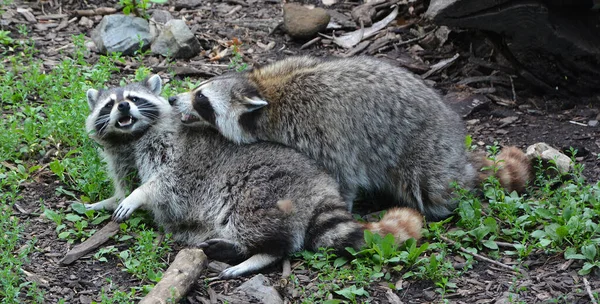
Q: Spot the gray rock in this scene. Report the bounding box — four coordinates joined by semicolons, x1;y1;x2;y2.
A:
588;119;598;127
91;14;153;55
283;3;330;40
233;274;283;304
151;19;201;59
526;142;574;174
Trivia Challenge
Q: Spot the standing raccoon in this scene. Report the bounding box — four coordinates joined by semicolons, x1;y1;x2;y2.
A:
170;56;532;220
84;75;423;279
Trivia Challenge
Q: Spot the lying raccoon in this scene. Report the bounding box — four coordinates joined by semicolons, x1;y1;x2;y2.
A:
84;75;423;279
170;56;532;220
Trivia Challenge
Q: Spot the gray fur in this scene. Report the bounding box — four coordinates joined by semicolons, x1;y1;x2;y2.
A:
172;56;477;220
84;76;377;278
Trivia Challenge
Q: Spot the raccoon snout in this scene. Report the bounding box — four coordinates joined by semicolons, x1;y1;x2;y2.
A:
117;102;130;113
168;96;177;106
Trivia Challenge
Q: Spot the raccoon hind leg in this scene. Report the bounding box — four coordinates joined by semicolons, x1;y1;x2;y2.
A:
219;253;282;279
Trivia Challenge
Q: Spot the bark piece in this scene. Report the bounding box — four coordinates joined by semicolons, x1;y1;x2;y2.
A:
60;221;120;265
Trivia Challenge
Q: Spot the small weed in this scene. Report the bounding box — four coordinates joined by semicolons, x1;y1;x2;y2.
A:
120;0;168;19
118;227;172;283
228;38;248;72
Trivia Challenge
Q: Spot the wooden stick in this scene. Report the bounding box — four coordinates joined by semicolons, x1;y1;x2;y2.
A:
139;248;208;304
440;235;522;273
60;221;120;265
583;277;598;304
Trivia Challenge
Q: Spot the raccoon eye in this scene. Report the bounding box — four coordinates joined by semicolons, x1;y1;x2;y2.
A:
104;101;114;109
130;96;139;103
196;92;209;103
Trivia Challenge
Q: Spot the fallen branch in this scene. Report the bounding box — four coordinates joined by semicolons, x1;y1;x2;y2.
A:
73;7;117;16
139;248;208;304
583;277;598;304
60;221;120;265
440;235;523;274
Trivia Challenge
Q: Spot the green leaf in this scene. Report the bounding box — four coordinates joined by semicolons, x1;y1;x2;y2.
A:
483;240;498;250
44;209;62;224
91;214;111;225
555;225;569;238
564;248;586;260
577;262;595;275
149;0;168;3
581;245;597;261
333;257;347;268
58;231;71;239
530;230;546;239
71;203;87;214
323;300;343;304
65;214;83;222
539;239;552;247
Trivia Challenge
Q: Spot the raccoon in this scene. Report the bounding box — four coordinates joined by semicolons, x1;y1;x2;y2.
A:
84;75;423;279
169;56;533;220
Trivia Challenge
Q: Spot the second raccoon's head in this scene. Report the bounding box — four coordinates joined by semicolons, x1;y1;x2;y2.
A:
169;74;267;144
85;75;170;143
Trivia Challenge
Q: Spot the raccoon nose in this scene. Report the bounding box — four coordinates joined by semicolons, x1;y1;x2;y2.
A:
168;96;177;106
117;101;130;112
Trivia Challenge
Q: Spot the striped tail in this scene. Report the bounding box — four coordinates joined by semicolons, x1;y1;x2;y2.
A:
471;146;533;193
305;203;423;254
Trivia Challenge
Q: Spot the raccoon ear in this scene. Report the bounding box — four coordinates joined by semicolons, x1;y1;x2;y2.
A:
145;74;162;95
241;96;268;111
86;89;99;110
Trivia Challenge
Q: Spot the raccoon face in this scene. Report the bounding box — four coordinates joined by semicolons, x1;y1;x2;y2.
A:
85;75;168;142
170;75;267;144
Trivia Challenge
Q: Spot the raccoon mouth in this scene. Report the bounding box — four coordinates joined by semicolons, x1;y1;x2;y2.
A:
116;116;137;128
181;113;200;124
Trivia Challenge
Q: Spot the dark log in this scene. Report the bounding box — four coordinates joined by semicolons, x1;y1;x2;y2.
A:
426;0;600;97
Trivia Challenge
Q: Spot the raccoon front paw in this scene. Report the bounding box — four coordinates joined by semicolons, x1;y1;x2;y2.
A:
112;199;142;222
85;196;119;211
197;238;245;264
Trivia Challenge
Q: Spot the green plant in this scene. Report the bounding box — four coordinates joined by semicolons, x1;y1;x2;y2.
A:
0;30;13;46
120;0;168;19
228;39;248;72
118;227;172;282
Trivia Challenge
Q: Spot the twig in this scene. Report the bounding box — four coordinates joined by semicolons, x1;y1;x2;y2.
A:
300;37;321;50
494;241;517;249
440;236;522;273
509;76;517;102
583;277;598;304
569;120;588;127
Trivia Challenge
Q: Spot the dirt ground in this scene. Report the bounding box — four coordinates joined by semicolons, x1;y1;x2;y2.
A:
3;0;600;303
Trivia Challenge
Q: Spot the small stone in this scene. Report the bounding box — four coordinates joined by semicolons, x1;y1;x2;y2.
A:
588;119;598;127
91;15;154;56
283;3;330;40
499;116;518;125
78;16;94;29
526;142;574;173
149;10;174;39
151;19;201;59
234;274;283;304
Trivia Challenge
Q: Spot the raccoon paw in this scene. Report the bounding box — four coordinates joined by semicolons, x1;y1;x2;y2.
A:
112;199;142;222
197;238;245;264
86;196;119;211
